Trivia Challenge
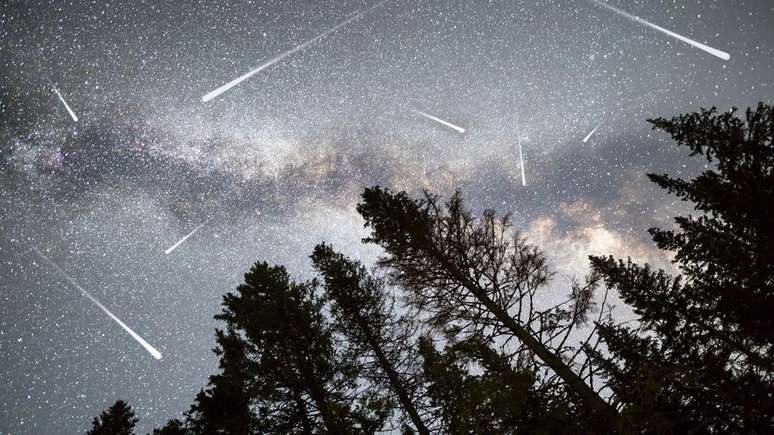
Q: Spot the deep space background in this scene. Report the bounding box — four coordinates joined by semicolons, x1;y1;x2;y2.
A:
1;0;773;433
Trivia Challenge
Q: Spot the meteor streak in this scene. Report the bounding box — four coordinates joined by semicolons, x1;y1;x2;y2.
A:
51;85;79;122
517;136;527;186
583;121;604;143
412;110;466;134
202;1;386;102
592;0;730;61
34;250;162;360
165;222;205;254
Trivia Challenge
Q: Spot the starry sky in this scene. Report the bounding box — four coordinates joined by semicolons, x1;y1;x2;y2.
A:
1;0;772;433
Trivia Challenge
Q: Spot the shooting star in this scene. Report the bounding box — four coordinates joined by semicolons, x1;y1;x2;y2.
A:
412;110;466;134
34;250;162;360
165;222;206;254
583;120;604;143
50;84;79;122
517;136;527;186
202;1;386;102
592;0;729;61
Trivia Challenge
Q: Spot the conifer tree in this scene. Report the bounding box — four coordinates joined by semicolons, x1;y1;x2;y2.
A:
211;260;389;434
185;330;255;434
588;103;774;432
150;419;189;435
86;400;138;435
356;188;621;430
311;243;430;435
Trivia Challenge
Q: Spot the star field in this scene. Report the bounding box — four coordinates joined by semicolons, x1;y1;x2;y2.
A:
1;1;773;433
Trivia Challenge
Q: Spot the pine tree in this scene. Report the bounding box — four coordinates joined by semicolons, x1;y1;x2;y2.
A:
210;260;389;434
150;419;189;435
588;103;774;432
86;400;138;435
185;330;255;434
356;188;622;430
311;243;430;435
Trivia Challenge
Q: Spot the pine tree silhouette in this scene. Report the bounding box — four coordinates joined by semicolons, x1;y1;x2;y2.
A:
86;400;138;435
356;187;623;431
311;243;430;434
588;103;774;432
185;330;254;434
150;419;188;435
210;261;389;433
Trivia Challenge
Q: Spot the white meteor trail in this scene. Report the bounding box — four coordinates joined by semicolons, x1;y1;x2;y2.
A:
202;1;385;102
583;121;604;143
34;250;162;360
412;110;466;134
592;0;729;61
517;137;527;186
51;85;79;122
165;222;205;254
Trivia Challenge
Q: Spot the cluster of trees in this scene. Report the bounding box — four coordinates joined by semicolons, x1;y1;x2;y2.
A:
87;103;773;434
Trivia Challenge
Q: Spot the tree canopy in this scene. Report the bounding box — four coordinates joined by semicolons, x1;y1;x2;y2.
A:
85;400;138;435
588;103;774;432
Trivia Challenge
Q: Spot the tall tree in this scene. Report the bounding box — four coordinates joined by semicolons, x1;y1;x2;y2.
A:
185;329;255;434
588;103;774;432
356;188;622;430
212;260;389;434
311;243;430;435
86;400;138;435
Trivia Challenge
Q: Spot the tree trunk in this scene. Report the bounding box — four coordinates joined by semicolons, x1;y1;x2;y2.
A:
357;318;431;435
437;255;626;432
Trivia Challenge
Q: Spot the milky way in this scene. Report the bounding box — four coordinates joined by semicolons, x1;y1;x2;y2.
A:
1;1;772;433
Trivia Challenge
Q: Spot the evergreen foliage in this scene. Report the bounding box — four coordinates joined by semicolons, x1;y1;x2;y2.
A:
85;400;138;435
588;103;774;432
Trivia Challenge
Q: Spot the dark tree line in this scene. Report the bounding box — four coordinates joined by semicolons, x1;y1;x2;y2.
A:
586;103;774;433
87;103;773;434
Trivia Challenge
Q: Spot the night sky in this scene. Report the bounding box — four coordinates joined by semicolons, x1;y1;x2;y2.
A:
1;0;773;433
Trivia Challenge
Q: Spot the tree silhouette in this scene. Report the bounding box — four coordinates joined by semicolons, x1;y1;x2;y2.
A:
356;187;621;430
150;419;189;435
211;261;389;434
185;329;255;434
588;103;774;432
86;400;138;435
311;243;430;434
